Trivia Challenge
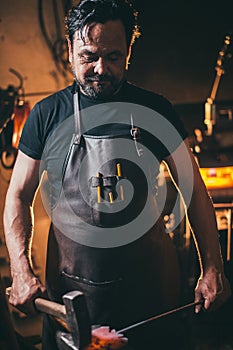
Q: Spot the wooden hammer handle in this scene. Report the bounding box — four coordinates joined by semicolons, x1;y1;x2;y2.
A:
34;298;66;322
6;287;67;324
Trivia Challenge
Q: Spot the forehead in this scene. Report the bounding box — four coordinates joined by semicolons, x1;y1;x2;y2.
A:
73;20;127;52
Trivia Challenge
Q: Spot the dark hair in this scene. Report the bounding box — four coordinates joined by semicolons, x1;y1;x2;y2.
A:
65;0;140;48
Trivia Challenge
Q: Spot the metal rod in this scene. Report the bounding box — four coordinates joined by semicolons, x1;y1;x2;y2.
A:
117;300;204;334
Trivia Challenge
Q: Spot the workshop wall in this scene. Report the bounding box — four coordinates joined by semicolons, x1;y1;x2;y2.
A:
1;0;233;108
0;0;73;108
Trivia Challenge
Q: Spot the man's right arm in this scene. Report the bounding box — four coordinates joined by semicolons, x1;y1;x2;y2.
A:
3;150;46;314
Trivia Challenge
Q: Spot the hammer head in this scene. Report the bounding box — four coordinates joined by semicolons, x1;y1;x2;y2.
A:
56;291;128;350
59;290;92;349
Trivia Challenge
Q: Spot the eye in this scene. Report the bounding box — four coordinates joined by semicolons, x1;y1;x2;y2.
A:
107;52;123;62
79;53;98;63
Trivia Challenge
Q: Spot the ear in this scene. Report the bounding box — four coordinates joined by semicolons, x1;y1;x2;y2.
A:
67;37;73;64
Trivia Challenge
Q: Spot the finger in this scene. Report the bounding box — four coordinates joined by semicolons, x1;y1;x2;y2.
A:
204;297;212;310
31;287;47;303
194;291;203;313
195;303;202;314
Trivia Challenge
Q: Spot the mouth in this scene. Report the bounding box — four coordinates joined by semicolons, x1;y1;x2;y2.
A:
88;80;111;89
93;80;109;84
86;75;112;84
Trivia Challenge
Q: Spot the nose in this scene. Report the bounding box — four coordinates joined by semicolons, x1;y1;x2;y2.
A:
94;57;108;75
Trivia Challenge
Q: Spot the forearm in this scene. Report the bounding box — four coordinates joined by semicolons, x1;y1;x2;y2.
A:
4;193;35;278
165;141;231;310
3;152;46;313
187;182;232;310
165;141;223;272
186;181;224;274
3;193;45;311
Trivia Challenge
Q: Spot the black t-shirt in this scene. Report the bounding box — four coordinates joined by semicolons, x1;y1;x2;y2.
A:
19;80;187;159
19;81;187;204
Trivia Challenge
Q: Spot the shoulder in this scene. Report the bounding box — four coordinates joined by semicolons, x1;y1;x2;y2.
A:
36;85;73;112
122;82;175;115
29;85;74;131
19;85;74;158
122;82;188;153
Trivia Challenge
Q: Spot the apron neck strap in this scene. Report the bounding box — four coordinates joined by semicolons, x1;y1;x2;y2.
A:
73;91;82;137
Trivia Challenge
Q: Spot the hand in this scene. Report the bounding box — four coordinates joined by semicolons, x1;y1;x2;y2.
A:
7;272;47;315
194;267;231;313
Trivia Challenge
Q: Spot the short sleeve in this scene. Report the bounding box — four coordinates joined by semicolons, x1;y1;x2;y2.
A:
139;94;188;161
18;103;44;160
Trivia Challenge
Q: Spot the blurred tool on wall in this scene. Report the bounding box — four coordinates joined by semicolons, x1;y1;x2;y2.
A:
0;68;30;169
190;33;233;170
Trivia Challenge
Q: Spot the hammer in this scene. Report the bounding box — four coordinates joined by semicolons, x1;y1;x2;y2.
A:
33;292;129;350
6;288;92;350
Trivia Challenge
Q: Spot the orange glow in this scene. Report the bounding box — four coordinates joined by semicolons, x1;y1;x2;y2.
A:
12;102;30;149
200;166;233;189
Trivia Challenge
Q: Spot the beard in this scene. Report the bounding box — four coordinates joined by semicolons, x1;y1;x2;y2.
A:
73;71;124;99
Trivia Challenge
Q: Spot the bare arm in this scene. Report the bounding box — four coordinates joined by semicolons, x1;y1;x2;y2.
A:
164;139;231;312
3;150;46;314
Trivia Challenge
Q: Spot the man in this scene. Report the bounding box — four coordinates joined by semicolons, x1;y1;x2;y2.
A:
3;0;231;349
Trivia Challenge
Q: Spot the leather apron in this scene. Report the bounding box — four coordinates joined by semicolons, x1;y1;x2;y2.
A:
45;93;181;332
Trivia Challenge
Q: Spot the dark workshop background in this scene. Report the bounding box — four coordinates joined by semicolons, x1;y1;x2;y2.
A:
1;0;233;105
130;0;233;104
0;0;233;349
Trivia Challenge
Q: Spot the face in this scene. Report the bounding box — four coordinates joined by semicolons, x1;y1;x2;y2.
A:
68;20;131;99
